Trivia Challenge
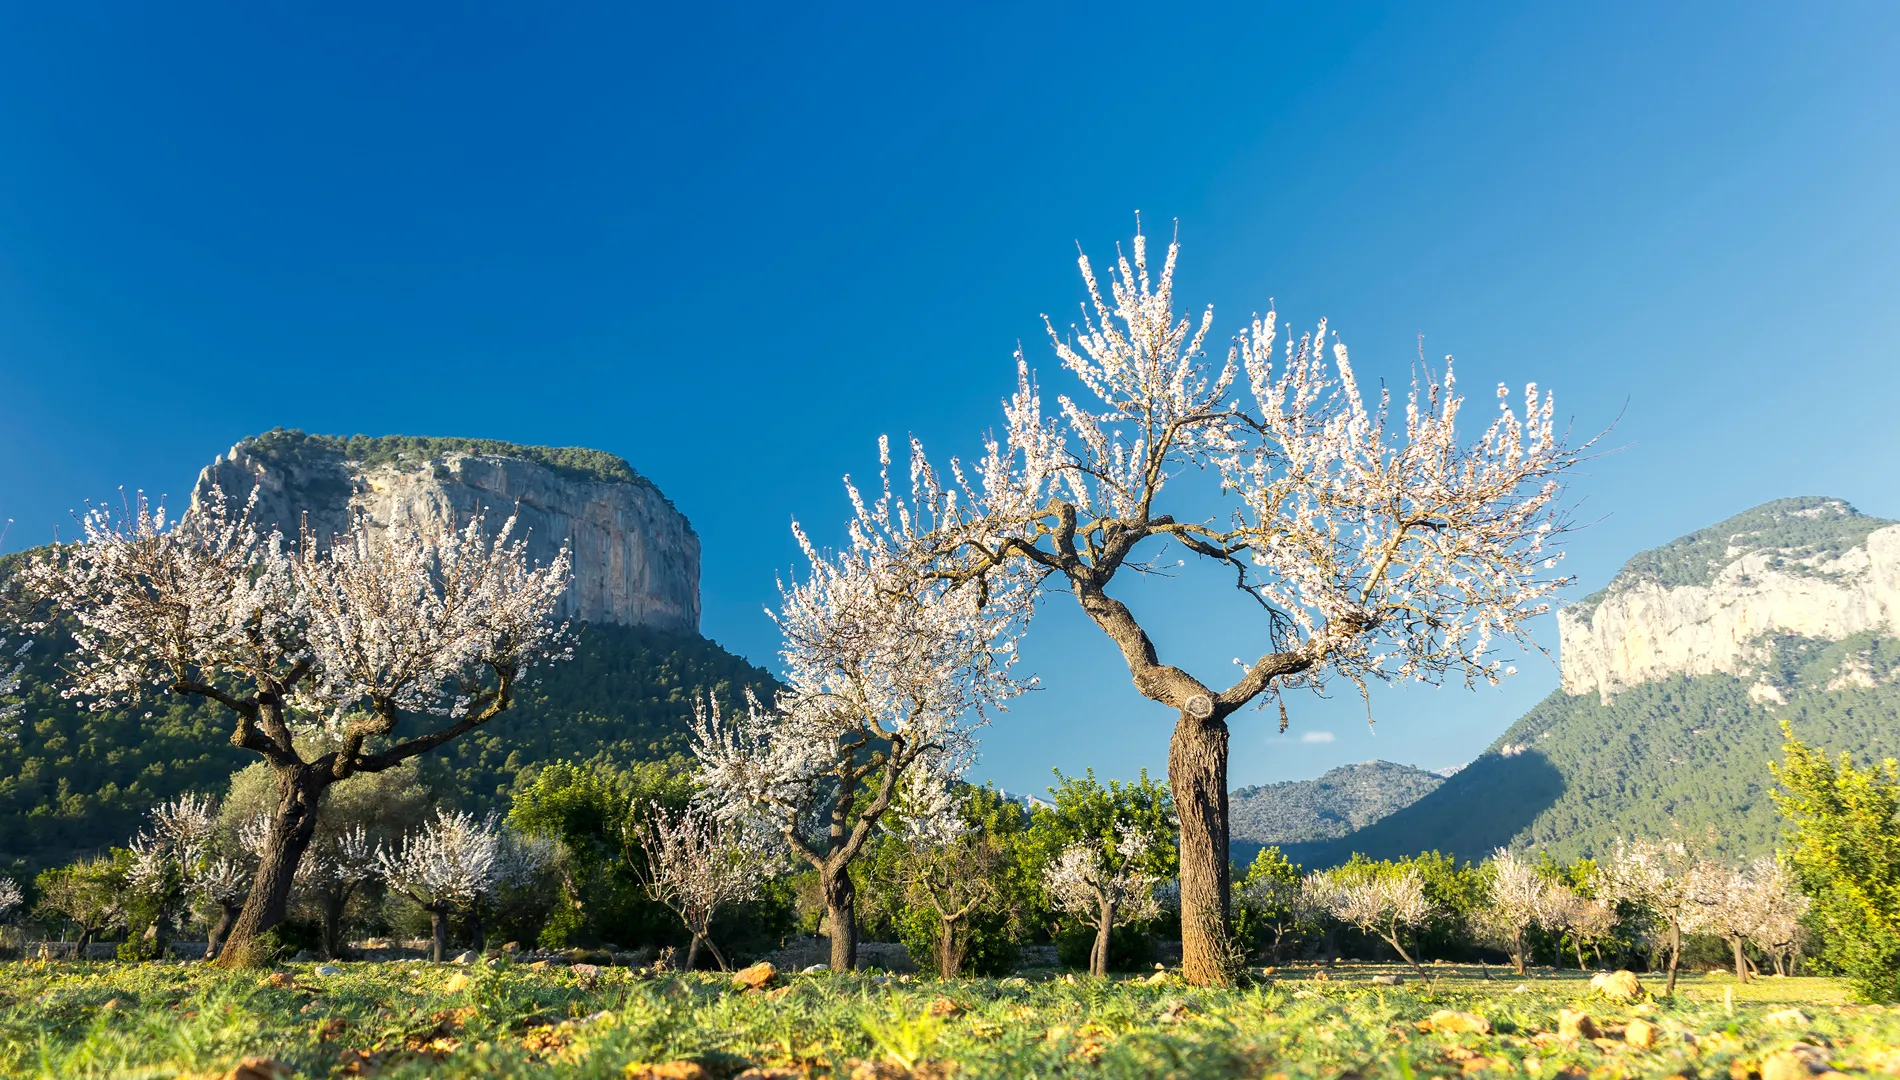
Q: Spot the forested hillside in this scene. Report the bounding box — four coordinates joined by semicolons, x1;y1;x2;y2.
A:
1288;631;1900;867
0;613;779;880
1229;760;1443;862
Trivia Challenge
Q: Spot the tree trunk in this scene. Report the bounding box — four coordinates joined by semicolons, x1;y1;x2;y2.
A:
319;890;348;960
1383;927;1426;977
936;918;956;980
1664;921;1682;996
76;925;95;952
1574;938;1587;971
1091;894;1116;977
1512;928;1527;976
1169;709;1232;987
822;865;857;972
704;934;729;972
205;902;241;961
216;762;327;967
1731;936;1749;984
468;908;486;955
430;908;451;962
684;933;702;971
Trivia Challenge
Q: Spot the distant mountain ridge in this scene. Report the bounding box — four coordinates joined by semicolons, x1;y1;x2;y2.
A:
1282;497;1900;868
1229;760;1444;860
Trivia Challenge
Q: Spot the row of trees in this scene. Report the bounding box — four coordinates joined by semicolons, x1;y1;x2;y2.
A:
7;220;1588;985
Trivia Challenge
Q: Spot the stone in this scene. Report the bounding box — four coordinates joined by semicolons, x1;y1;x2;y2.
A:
1625;1018;1658;1050
1157;1000;1190;1023
193;433;701;634
732;962;778;991
1766;1008;1812;1028
1590;970;1644;1002
313;965;342;977
1761;1045;1830;1080
927;997;963;1018
1144;971;1171;986
1424;1010;1493;1034
452;951;478;965
572;963;602;988
1372;974;1404;985
258;972;297;990
525;960;551;971
622;1064;712;1080
221;1058;293;1080
1558;1009;1601;1041
501;941;521;953
443;972;472;993
801;963;829;973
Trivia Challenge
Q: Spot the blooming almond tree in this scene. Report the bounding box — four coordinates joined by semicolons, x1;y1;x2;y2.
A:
1600;836;1699;995
379;809;541;961
908;223;1581;984
692;452;1035;972
1306;865;1437;976
1475;848;1570;975
1043;824;1165;977
23;491;570;964
294;826;379;960
1741;856;1809;977
0;876;21;922
631;801;774;971
1546;885;1619;971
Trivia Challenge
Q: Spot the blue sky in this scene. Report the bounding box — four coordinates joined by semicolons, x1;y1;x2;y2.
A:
2;4;1896;795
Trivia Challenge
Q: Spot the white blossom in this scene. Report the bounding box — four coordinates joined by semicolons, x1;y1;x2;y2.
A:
378;810;508;911
0;876;22;921
632;801;775;971
1042;825;1164;926
1305;866;1436;973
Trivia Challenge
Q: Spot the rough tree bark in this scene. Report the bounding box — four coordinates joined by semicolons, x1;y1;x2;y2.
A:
1169;709;1231;984
217;762;327;965
1090;893;1119;977
822;867;858;972
205;899;243;961
428;905;451;963
1664;923;1683;996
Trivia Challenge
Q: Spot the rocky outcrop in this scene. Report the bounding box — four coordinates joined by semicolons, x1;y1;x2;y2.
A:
188;431;699;633
1558;497;1900;700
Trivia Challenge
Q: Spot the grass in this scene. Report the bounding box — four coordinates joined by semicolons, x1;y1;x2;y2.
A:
0;959;1890;1079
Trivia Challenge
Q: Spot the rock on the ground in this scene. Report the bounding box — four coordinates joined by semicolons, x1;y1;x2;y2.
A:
1423;1010;1491;1034
1589;970;1644;1002
1624;1018;1657;1050
1372;974;1403;985
1762;1045;1831;1080
1767;1007;1813;1028
732;962;779;991
1558;1009;1601;1041
313;965;341;977
452;951;478;965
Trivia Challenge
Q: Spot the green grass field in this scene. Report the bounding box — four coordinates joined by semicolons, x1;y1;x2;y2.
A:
0;959;1889;1079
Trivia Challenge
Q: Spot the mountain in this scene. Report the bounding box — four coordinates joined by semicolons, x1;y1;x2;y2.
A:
193;429;701;633
1284;497;1900;868
0;432;775;881
1229;761;1444;863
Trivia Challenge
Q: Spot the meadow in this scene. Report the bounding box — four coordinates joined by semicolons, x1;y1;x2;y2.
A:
0;958;1886;1080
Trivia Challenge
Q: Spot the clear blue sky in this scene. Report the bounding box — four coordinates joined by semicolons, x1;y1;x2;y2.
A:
2;4;1896;795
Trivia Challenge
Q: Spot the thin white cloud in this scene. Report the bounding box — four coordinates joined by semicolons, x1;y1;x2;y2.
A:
1300;731;1336;744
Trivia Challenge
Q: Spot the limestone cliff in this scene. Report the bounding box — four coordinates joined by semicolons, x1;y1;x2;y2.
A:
188;430;699;634
1558;497;1900;700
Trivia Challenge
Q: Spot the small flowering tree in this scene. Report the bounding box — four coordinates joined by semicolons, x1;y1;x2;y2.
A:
1687;856;1811;983
1545;885;1619;970
295;826;379;959
692;454;1034;972
631;801;774;971
0;876;21;922
1473;848;1569;975
380;809;542;961
1599;836;1699;995
1043;825;1165;977
900;223;1581;983
1306;865;1437;976
23;491;571;964
122;794;223;958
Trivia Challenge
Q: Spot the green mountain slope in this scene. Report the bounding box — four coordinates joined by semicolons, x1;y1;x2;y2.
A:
1285;631;1900;867
0;617;779;880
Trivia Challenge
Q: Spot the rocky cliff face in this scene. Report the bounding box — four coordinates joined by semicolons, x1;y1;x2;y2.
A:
188;430;700;634
1558;497;1900;701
